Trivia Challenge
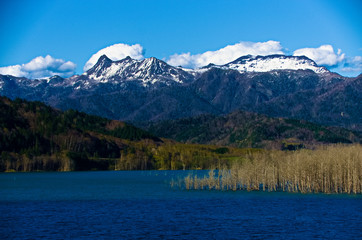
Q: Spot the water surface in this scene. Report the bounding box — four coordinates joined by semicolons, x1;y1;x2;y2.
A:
1;171;361;239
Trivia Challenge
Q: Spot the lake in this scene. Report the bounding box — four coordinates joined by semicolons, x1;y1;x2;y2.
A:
1;171;361;239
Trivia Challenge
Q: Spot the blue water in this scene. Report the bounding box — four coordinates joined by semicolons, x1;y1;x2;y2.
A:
1;171;361;239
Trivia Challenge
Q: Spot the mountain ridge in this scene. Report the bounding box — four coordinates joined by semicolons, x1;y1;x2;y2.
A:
144;110;362;149
218;54;329;74
0;54;360;131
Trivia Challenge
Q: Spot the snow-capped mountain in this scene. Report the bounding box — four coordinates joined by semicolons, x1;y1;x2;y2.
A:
0;54;360;131
206;55;329;74
82;55;194;87
68;54;330;89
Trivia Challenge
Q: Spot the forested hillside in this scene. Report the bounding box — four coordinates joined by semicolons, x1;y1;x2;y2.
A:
146;111;362;149
0;96;249;172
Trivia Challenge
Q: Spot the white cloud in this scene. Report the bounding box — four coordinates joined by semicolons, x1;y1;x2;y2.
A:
0;55;76;79
166;41;284;68
83;43;145;71
0;65;27;77
340;56;362;74
293;45;345;67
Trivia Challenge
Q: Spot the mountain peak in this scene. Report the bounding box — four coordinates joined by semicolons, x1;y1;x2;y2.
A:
133;57;192;84
230;54;317;65
142;57;164;65
222;54;328;74
232;54;254;62
88;54;113;73
97;54;112;63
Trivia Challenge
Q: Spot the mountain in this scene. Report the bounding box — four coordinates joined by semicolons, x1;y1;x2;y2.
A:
145;110;362;149
219;55;328;73
190;67;361;130
0;54;361;130
254;74;362;130
0;56;220;121
80;55;195;88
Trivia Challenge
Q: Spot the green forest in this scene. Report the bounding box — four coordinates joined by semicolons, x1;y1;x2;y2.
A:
146;111;362;148
0;96;254;172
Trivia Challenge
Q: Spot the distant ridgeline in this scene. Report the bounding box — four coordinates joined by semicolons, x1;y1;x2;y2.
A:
145;111;362;148
0;96;361;172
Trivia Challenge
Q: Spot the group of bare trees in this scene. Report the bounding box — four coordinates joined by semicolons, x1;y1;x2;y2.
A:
184;144;362;194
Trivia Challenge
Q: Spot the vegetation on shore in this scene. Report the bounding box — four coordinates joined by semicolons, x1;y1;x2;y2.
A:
182;144;362;194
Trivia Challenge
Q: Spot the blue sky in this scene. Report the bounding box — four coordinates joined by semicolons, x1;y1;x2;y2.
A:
0;0;361;78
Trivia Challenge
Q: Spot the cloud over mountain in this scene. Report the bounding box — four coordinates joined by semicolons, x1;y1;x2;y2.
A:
293;45;345;67
0;55;76;79
166;41;284;68
83;43;145;71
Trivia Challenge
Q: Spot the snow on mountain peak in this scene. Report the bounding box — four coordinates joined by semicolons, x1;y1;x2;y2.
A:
220;55;329;73
76;54;329;89
84;55;193;86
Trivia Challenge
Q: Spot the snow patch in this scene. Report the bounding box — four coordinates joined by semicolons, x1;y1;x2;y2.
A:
219;56;328;74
